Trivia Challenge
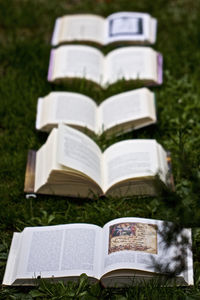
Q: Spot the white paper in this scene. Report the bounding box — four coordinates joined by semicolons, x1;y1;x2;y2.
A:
16;224;102;280
104;47;157;85
102;140;159;191
39;92;98;132
52;45;104;85
58;15;105;44
57;124;102;186
101;217;192;281
98;88;153;132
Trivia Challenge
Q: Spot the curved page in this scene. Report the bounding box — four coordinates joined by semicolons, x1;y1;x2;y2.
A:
48;45;104;85
57;124;103;187
104;47;157;86
36;92;98;133
53;14;105;45
98;88;155;133
102;139;159;192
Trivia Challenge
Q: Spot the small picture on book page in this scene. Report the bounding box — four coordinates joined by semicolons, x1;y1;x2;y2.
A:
108;222;157;254
108;17;143;37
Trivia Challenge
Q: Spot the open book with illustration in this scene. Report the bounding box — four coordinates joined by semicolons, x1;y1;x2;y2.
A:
51;12;157;46
3;217;193;287
47;45;163;87
36;88;156;135
24;124;174;197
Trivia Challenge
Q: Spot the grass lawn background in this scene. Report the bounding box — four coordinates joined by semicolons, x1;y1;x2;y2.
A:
0;0;200;298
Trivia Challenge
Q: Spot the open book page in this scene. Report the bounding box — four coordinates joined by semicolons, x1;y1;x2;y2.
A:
105;12;151;44
36;92;98;133
101;217;161;276
53;15;105;45
97;88;156;134
102;139;160;193
13;224;103;282
50;45;104;85
104;47;158;86
57;124;103;188
101;217;193;284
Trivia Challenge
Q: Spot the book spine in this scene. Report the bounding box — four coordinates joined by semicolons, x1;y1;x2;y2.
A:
24;150;36;193
47;49;55;82
51;18;61;46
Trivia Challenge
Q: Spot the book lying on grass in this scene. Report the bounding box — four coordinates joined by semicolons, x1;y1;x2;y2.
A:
47;45;163;87
51;12;157;46
3;217;193;287
24;124;174;197
36;88;156;135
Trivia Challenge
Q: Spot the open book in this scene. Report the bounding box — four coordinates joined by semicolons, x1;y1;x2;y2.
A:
24;124;174;197
3;217;193;287
51;12;157;46
36;88;156;135
47;45;163;87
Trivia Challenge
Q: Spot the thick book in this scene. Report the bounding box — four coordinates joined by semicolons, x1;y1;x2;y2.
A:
24;124;174;198
2;217;193;287
36;88;156;135
51;12;157;46
47;45;163;88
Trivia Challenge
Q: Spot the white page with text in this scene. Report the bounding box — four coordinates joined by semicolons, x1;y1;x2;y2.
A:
102;140;159;192
98;88;154;133
101;217;184;276
104;47;157;85
45;92;98;133
53;46;104;85
59;15;105;44
57;124;103;187
15;224;102;280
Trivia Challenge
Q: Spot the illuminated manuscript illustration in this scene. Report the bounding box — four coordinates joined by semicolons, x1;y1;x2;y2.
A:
109;17;143;37
108;222;157;254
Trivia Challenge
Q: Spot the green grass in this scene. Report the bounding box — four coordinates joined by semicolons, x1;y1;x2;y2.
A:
1;0;200;298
